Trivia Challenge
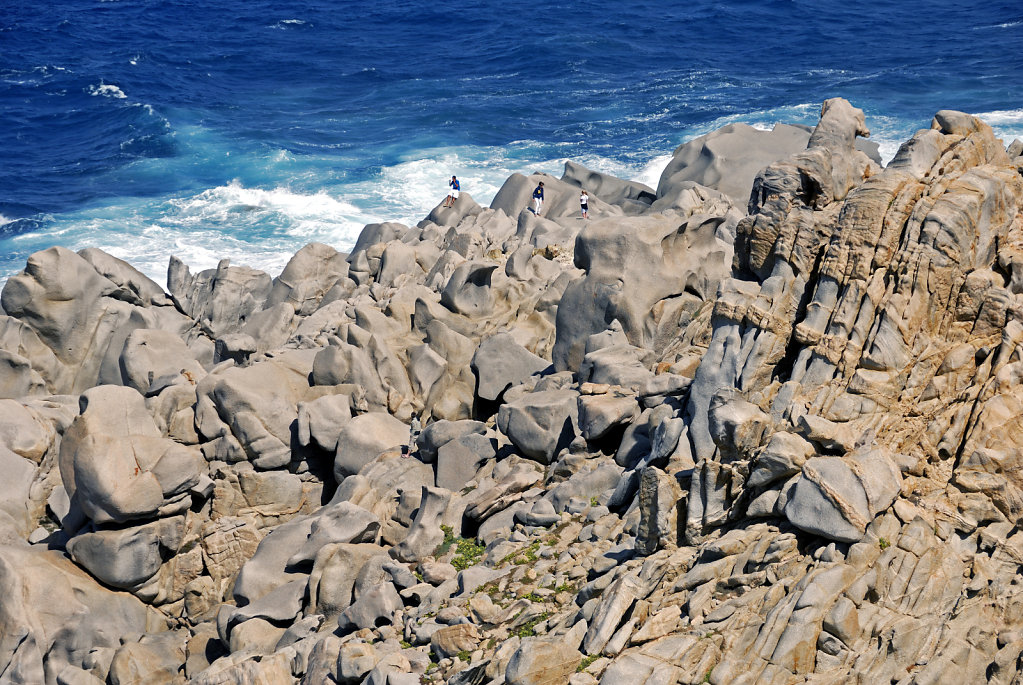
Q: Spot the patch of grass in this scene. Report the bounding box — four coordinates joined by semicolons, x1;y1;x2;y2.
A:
400;639;413;649
452;536;486;571
702;669;713;684
589;496;599;507
879;537;890;550
552;582;577;594
511;611;549;638
508;541;541;566
577;654;599;672
457;650;471;663
436;525;485;570
522;591;544;603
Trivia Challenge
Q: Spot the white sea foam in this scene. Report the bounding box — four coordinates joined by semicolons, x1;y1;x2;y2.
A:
0;214;12;227
87;83;126;99
269;19;309;29
632;154;672;190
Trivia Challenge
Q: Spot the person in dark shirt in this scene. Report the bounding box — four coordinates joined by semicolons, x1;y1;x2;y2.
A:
532;181;544;216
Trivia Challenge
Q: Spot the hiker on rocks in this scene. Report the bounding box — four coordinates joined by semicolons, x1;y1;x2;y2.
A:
403;412;422;458
444;175;460;208
532;181;544;216
579;189;589;219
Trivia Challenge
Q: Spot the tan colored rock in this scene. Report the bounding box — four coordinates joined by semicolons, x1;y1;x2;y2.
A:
430;623;480;659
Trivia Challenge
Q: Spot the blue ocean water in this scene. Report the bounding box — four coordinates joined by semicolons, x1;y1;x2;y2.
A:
2;0;1022;284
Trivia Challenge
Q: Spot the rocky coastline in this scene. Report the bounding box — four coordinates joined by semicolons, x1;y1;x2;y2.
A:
1;98;1023;684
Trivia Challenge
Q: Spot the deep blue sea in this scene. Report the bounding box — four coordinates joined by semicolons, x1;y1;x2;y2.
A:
2;0;1022;285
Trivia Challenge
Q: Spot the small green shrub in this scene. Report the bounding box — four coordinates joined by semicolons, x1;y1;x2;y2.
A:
511;612;549;638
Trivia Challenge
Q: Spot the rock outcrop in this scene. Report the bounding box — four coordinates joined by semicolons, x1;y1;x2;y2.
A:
1;99;1022;685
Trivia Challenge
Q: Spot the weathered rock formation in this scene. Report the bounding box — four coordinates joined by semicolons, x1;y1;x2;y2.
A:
0;97;1022;685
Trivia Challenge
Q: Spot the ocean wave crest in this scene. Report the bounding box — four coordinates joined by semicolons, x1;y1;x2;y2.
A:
87;83;126;99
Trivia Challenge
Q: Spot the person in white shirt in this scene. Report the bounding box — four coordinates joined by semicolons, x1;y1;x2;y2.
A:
580;189;589;219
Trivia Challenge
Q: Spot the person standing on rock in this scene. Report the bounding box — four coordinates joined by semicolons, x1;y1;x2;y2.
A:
403;412;422;458
579;189;589;219
532;181;544;216
444;175;460;208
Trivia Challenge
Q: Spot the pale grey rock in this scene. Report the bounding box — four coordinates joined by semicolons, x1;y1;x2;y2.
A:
415;419;486;463
554;212;735;371
420;561;457;586
296;393;352;451
195;352;316;469
390;486;452;563
60;385;204;525
478;500;532;544
430;623;480;659
635;467;683;555
440;261;498;318
78;247;172;307
0;544;152;685
230;578;305;628
168;256;272;339
306;542;381;622
108;630;187;685
377;240;421;288
420;192;482;229
656;121;811;205
266;242;349;315
784;447;902;542
457;566;506;596
435;433;496;491
233;515;316;609
334;412;409;480
191;648;293;685
497;389;579;464
577;392;639;442
1;246;159;395
561;160;656;212
336;581;402;632
0;445;38;537
0;348;46;399
548;462;624;513
515;498;561;527
218;301;296;359
67;515;184;589
311;339;388;409
578;343;654;392
471;332;550;402
288;501;381;565
707;390;772;462
119;328;205;394
747;431;816;489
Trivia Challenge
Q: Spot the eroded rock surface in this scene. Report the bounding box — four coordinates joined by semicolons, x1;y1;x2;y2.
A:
1;102;1022;685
